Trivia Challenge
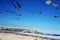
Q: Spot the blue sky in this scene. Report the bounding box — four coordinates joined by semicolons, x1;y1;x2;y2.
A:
0;0;60;34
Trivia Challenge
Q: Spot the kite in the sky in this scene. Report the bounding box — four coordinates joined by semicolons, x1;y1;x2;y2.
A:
52;3;59;10
10;0;17;9
34;9;42;15
30;9;42;15
45;0;52;5
45;0;59;10
15;0;21;10
52;3;58;7
10;0;21;10
54;16;60;18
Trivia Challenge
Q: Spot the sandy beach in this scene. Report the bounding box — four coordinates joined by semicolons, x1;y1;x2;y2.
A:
0;33;49;40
